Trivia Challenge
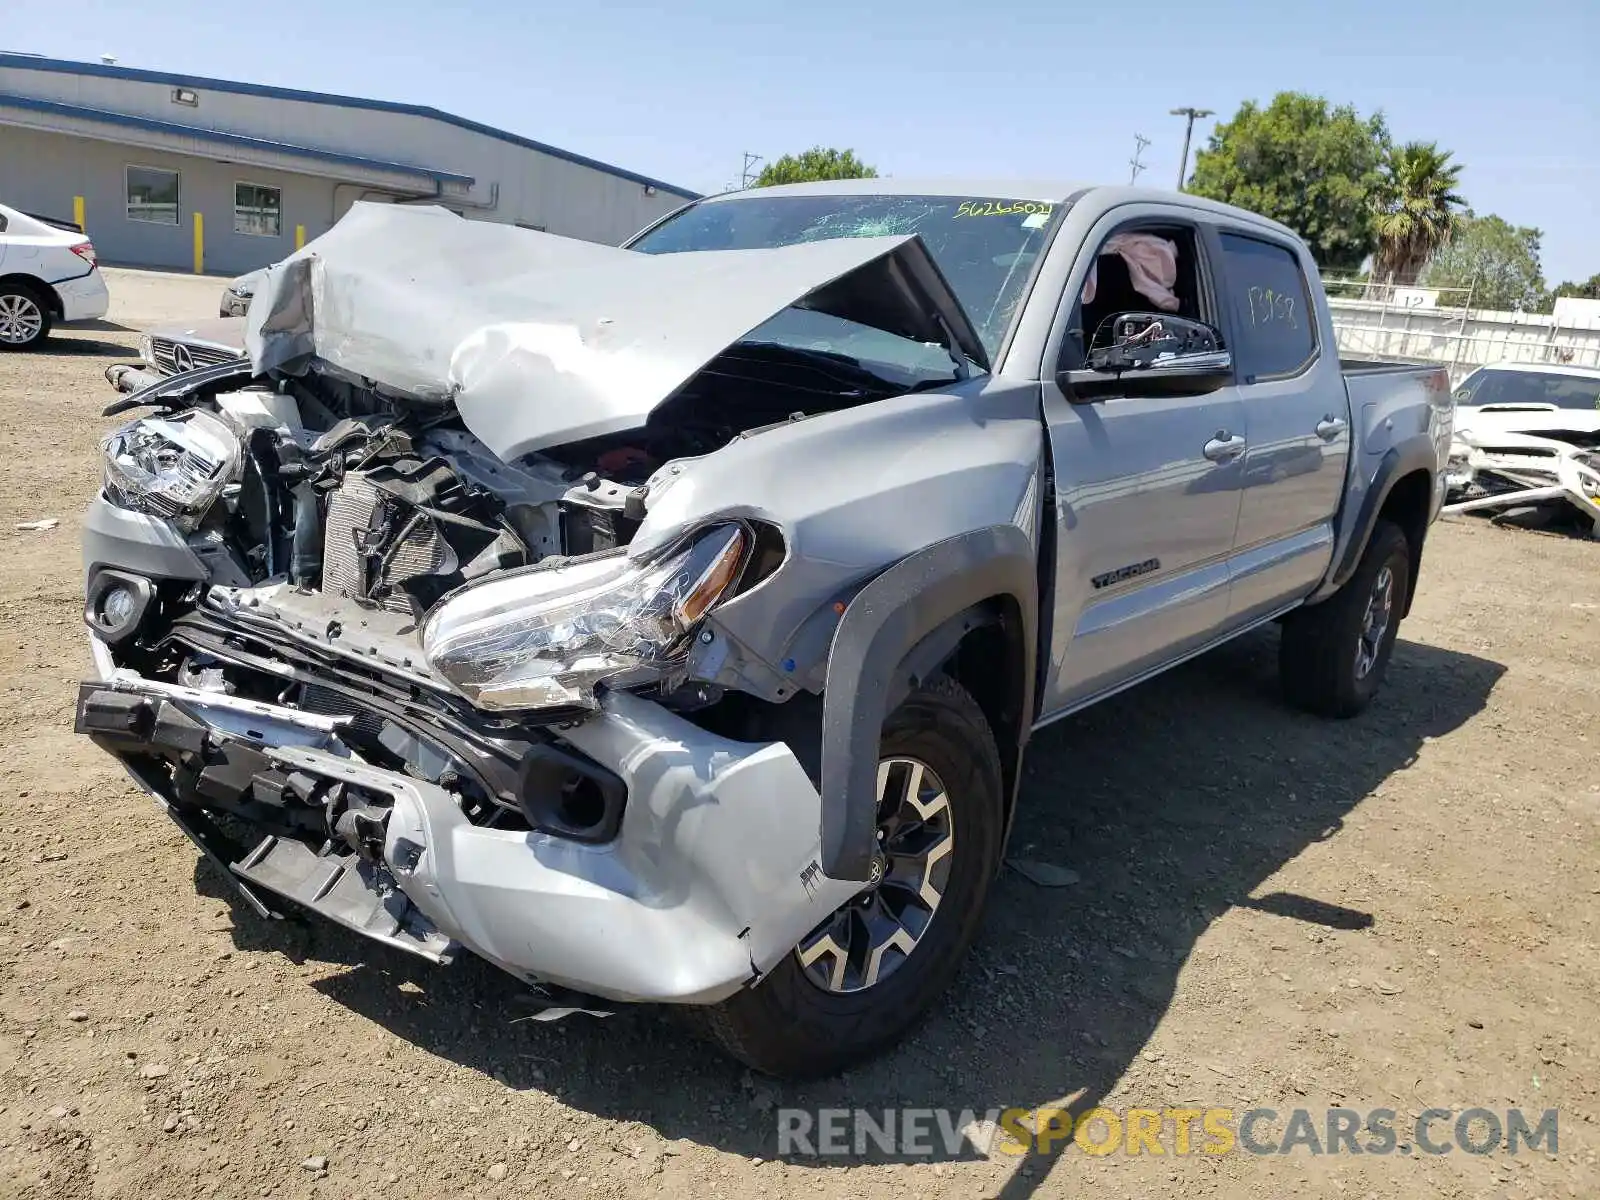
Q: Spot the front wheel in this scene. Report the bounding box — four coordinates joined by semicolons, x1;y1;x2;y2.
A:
0;284;52;350
701;676;1003;1078
1279;518;1411;717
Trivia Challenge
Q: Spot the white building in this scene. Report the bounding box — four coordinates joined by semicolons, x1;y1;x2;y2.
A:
0;52;698;274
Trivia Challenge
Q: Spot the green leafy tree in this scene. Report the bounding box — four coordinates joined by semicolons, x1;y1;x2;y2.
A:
1421;211;1547;311
1549;273;1600;302
1187;93;1390;273
1370;142;1465;286
754;147;878;188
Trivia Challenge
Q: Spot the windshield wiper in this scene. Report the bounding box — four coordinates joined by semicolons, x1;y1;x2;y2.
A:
931;312;975;382
729;341;947;393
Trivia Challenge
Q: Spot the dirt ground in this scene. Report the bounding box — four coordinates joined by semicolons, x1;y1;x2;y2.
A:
0;269;1596;1200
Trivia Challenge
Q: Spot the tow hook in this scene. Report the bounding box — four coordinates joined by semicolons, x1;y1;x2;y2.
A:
326;785;393;862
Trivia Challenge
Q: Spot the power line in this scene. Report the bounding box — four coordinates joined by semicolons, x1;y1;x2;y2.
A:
1128;134;1151;184
740;152;764;190
1170;107;1215;190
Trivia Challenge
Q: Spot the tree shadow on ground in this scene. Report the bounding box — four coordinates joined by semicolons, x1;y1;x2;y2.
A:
198;624;1504;1199
29;335;139;358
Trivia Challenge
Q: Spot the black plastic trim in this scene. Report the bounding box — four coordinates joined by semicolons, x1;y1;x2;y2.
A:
1326;439;1437;593
84;568;155;646
819;526;1037;880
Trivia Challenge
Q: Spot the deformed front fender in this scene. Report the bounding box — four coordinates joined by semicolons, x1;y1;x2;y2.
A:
819;525;1037;881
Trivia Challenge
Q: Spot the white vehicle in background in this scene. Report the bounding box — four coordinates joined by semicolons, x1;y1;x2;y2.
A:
0;202;110;349
219;268;266;317
1444;362;1600;535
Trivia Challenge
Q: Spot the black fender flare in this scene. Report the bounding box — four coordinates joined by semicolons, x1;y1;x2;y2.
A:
819;525;1037;881
1321;437;1437;598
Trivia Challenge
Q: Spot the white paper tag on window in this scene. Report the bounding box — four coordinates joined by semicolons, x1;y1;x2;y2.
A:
1022;212;1051;230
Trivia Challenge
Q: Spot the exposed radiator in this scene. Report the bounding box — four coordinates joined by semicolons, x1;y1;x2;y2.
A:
321;472;451;616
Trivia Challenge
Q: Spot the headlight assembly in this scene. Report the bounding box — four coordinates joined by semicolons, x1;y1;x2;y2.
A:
422;523;747;711
101;409;240;531
1577;453;1600;499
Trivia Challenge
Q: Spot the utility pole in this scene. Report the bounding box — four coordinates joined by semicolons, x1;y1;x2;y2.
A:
1170;107;1214;190
1128;134;1151;185
740;152;764;190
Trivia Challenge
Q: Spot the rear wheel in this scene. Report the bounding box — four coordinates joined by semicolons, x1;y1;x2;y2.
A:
701;676;1003;1078
1280;518;1410;717
0;284;51;350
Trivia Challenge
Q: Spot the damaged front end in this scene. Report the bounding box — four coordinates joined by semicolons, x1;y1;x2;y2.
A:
1443;429;1600;536
74;204;1012;1008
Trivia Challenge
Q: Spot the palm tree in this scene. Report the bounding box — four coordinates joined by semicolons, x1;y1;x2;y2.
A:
1370;142;1466;288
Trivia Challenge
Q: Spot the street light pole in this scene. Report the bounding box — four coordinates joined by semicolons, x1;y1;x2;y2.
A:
1170;106;1214;190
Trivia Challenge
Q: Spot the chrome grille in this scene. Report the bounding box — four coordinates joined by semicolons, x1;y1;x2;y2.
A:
151;337;241;374
321;472;450;616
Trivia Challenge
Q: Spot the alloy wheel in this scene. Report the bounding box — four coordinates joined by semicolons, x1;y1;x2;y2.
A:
1355;564;1394;680
794;756;955;993
0;294;44;345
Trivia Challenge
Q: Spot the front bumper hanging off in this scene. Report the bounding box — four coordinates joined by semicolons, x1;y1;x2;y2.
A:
77;642;860;1007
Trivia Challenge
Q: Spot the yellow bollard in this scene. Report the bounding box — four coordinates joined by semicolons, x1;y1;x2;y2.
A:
295;224;305;250
72;195;86;234
192;212;204;275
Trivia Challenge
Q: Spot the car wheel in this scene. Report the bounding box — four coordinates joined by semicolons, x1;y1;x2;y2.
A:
1279;518;1410;718
0;284;52;350
700;676;1003;1078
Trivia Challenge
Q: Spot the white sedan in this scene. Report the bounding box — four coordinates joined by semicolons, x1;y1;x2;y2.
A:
0;202;111;349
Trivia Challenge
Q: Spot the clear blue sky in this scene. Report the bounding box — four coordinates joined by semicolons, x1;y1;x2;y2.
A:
7;0;1596;281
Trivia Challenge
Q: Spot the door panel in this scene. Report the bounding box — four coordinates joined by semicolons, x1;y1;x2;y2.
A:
1213;231;1348;619
1226;523;1334;622
1040;383;1247;713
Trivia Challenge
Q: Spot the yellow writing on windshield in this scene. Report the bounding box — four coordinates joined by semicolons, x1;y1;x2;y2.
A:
957;200;1054;219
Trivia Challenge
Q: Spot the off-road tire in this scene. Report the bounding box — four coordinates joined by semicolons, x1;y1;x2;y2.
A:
699;676;1004;1078
1280;518;1410;718
0;283;52;351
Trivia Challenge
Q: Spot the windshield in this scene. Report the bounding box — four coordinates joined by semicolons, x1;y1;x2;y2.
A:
1456;368;1600;411
629;193;1060;370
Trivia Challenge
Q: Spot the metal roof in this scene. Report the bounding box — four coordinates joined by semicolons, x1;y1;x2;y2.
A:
698;178;1302;241
0;53;700;199
703;177;1092;203
0;91;475;184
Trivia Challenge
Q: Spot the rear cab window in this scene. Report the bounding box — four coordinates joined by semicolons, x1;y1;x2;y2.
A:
1218;233;1317;381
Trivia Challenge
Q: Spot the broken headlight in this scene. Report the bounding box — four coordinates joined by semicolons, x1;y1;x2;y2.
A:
421;524;747;711
1577;453;1600;499
101;409;240;531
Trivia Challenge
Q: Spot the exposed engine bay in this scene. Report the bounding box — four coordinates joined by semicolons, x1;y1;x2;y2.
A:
85;336;910;854
73;201;1016;1012
1443;422;1600;536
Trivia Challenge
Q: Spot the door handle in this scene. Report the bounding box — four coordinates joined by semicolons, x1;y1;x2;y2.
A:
1315;416;1349;440
1202;432;1247;462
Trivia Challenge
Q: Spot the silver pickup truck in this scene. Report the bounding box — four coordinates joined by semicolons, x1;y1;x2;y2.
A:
75;181;1452;1078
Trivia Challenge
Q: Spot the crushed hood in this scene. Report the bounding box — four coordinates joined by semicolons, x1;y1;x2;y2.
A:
1456;404;1600;442
245;202;988;461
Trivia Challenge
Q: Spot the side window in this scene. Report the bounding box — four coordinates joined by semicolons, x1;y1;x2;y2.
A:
234;182;282;237
1218;233;1316;380
1068;223;1208;368
127;166;180;226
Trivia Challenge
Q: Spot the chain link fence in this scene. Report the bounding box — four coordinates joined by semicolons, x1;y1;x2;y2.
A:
1323;276;1600;385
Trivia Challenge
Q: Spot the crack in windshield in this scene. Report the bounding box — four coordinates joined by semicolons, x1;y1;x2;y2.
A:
630;193;1061;378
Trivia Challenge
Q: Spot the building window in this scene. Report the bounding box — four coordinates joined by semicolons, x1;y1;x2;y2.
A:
126;166;179;225
234;183;282;237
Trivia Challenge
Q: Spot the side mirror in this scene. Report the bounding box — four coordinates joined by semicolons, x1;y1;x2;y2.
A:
1058;313;1232;402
